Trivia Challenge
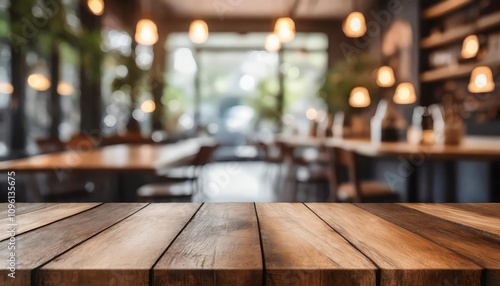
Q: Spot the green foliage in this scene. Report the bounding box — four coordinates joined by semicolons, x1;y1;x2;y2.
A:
111;51;148;105
246;77;281;127
319;54;380;114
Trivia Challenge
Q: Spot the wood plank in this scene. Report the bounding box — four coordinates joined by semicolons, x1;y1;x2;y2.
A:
0;203;57;216
402;203;500;239
444;203;500;218
0;203;101;241
0;203;147;286
307;203;482;285
37;203;201;286
358;203;500;286
154;203;262;285
420;57;500;83
422;0;473;19
256;203;376;285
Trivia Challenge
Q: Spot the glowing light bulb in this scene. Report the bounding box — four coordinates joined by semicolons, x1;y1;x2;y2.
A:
461;35;479;59
274;17;295;43
376;66;396;87
189;20;209;44
87;0;104;16
0;82;13;94
468;66;495;93
135;19;158;46
265;34;281;52
343;12;366;38
141;99;156;113
28;73;51;91
393;82;417;104
57;81;74;96
349;87;371;107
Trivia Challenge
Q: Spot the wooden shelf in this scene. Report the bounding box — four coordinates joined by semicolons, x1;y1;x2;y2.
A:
422;0;473;20
421;11;500;49
420;58;500;83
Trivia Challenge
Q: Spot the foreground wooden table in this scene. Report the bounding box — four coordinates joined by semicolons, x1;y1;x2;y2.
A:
1;203;498;285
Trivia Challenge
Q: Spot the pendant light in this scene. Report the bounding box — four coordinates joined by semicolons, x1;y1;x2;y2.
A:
274;17;295;43
135;0;158;46
461;35;480;59
265;34;281;52
87;0;104;16
343;0;366;38
0;82;13;94
141;99;156;113
189;20;209;44
393;82;417;104
349;87;371;107
57;81;74;96
468;66;495;93
376;66;396;87
27;61;51;92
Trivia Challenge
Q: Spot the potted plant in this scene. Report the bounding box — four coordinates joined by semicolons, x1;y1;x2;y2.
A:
318;54;380;137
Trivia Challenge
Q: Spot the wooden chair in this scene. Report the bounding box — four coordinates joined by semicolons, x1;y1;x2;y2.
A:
279;142;330;201
327;147;399;203
136;143;219;202
30;137;94;202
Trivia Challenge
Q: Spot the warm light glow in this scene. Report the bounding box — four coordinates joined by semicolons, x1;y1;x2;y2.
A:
274;17;295;43
87;0;104;16
349;87;371;108
0;82;13;94
265;34;281;52
141;99;156;113
135;19;158;46
468;66;495;93
27;73;51;91
343;12;366;38
306;108;317;120
57;81;74;96
461;35;479;59
393;82;417;104
376;66;396;87
189;20;209;44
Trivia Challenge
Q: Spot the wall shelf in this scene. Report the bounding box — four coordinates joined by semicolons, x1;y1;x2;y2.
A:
420;57;500;83
422;0;473;20
421;11;500;49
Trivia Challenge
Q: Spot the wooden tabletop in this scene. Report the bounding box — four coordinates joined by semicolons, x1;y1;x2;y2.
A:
1;203;498;285
277;135;500;160
0;138;211;172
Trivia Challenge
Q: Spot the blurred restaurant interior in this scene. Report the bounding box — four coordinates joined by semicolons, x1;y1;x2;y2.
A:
0;0;499;203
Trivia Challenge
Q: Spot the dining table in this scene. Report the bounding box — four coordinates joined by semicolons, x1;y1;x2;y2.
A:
0;202;498;285
0;138;213;201
276;135;500;202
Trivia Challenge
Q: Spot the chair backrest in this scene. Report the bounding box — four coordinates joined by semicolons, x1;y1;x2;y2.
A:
191;144;219;166
66;134;101;150
328;146;363;202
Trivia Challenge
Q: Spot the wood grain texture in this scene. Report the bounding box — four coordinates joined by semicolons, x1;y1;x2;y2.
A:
443;203;500;218
0;203;56;215
0;203;146;286
0;203;100;241
256;203;376;286
154;203;262;285
358;203;500;286
307;203;482;286
37;203;201;286
0;138;212;172
402;203;500;239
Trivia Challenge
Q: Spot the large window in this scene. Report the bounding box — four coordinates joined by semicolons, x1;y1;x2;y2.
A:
165;32;328;140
